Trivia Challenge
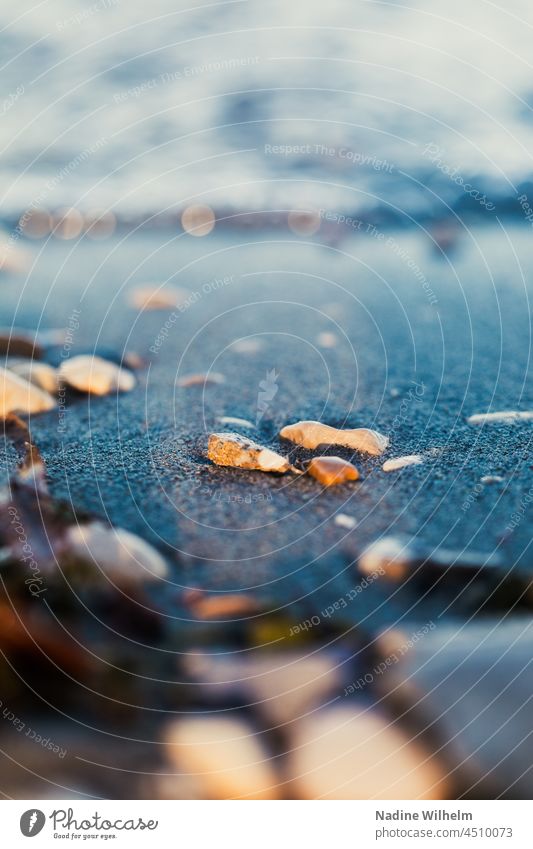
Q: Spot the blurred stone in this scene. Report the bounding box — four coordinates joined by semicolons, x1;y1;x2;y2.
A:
0;329;42;358
59;355;135;395
334;513;357;529
129;285;188;311
64;521;168;585
316;331;338;348
375;621;533;798
177;373;225;387
183;650;342;726
165;716;278;799
288;707;449;799
10;361;58;394
0;367;56;416
181;205;215;237
189;594;259;620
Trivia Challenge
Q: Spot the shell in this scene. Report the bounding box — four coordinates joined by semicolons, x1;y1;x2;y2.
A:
382;454;423;472
467;411;533;425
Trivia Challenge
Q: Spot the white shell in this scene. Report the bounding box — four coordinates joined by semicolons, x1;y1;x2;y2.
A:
467;411;533;425
382;454;423;472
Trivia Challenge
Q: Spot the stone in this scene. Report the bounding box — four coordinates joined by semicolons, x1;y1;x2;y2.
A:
129;285;188;310
164;717;278;799
0;329;43;358
0;367;56;417
58;355;135;395
358;536;412;581
64;522;168;585
334;513;357;529
217;416;254;428
208;432;290;473
316;332;338;348
307;456;360;486
188;594;259;619
288;706;448;799
9;361;58;394
280;420;389;455
375;621;533;798
177;373;225;387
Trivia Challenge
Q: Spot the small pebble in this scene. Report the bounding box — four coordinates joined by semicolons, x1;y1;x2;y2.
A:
480;475;505;484
177;373;225;387
217;415;254;429
208;432;290;473
0;367;56;417
0;238;30;274
316;332;338;348
231;339;263;354
358;536;412;581
58;355;135;395
307;456;360;486
189;594;259;620
382;454;423;472
0;328;42;358
123;351;145;370
129;285;188;311
359;535;504;583
467;411;533;425
280;420;389;455
165;717;278;800
334;513;357;529
64;521;168;585
9;361;58;394
288;707;448;799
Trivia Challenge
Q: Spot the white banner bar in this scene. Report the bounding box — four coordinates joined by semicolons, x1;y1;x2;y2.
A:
1;800;532;847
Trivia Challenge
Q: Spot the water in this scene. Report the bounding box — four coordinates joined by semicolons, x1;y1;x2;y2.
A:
1;0;533;220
